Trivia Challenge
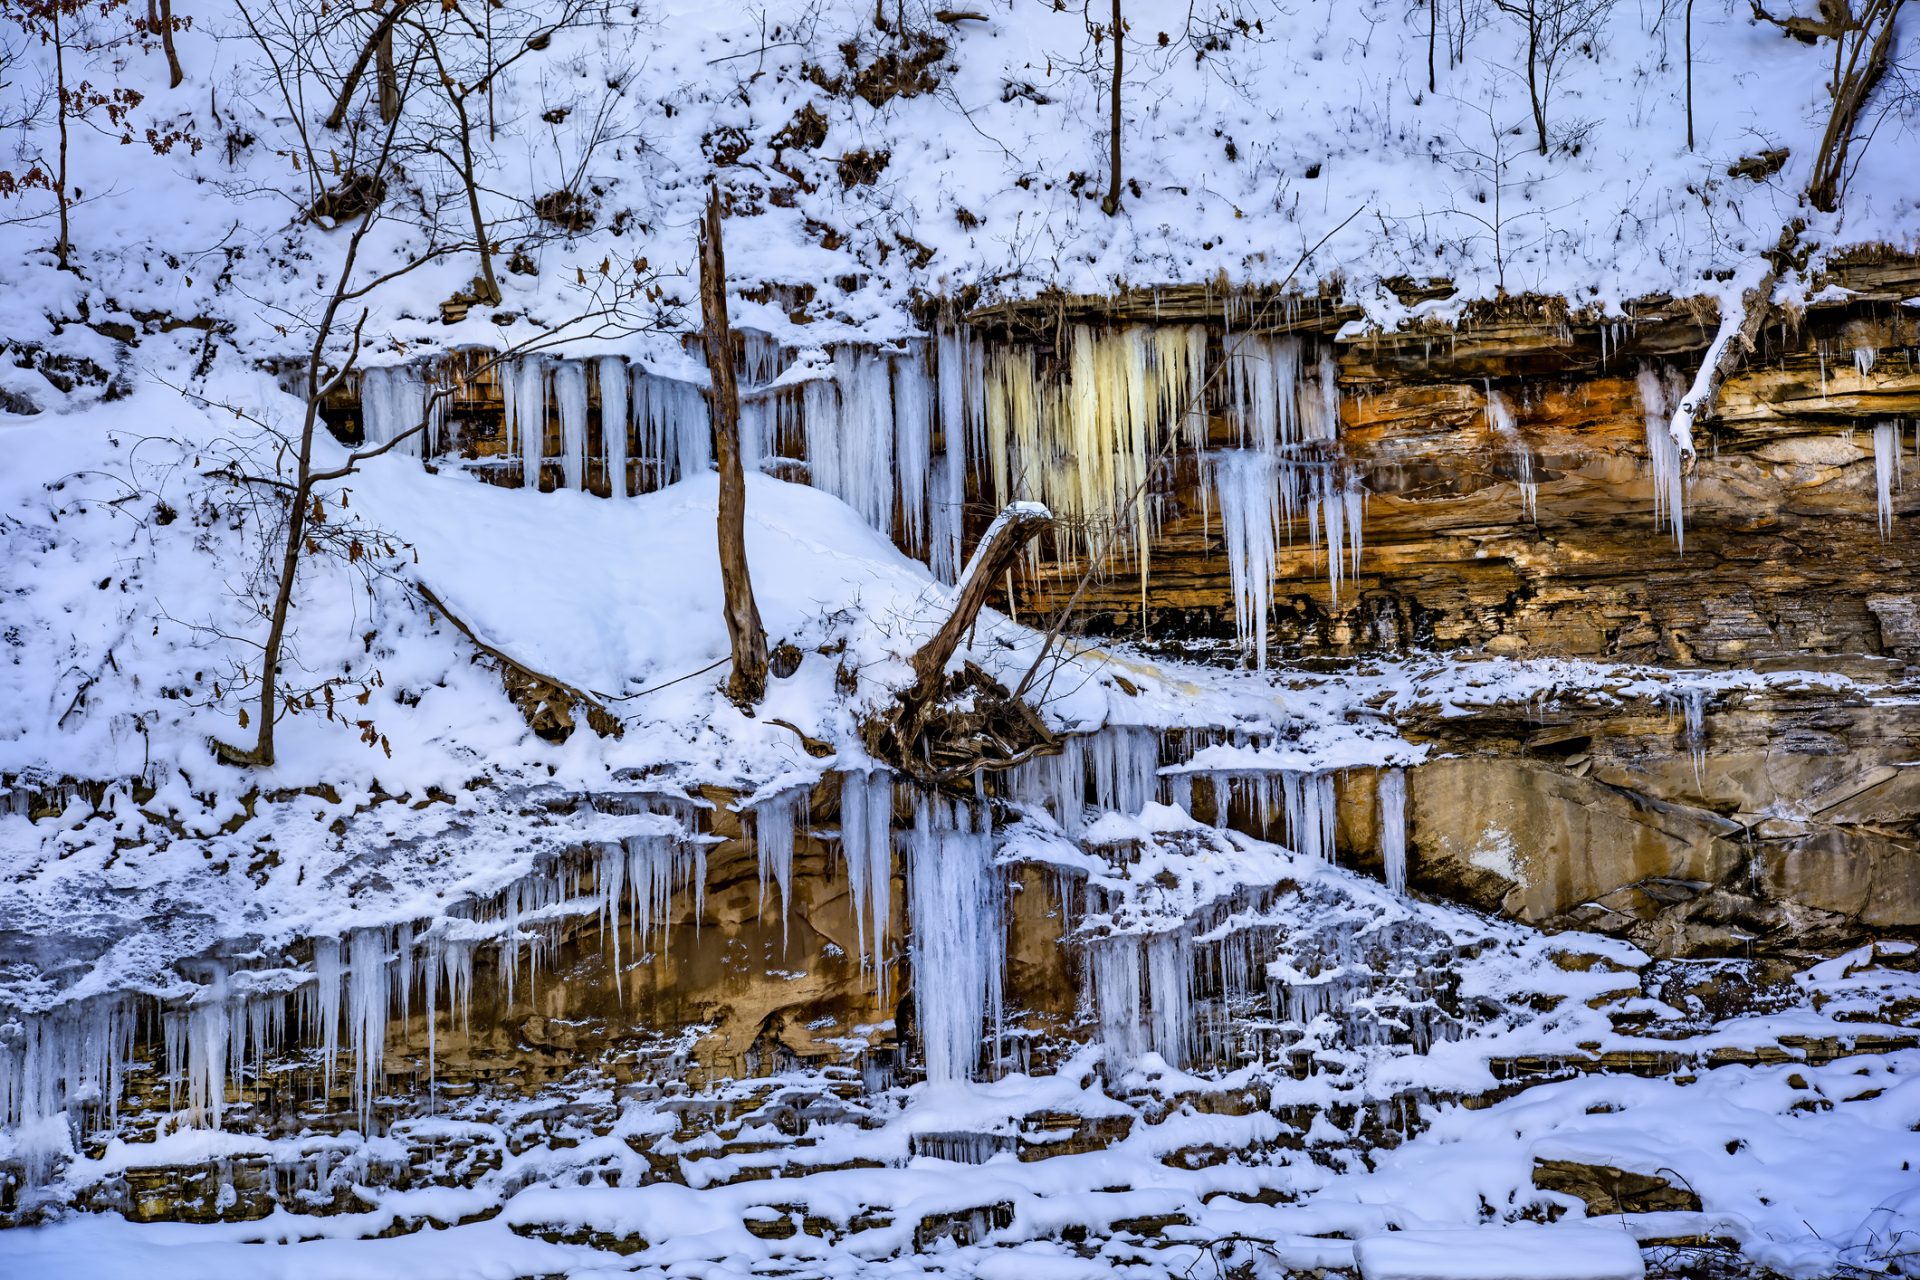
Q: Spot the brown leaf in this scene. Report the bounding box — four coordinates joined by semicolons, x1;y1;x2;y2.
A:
238;706;250;728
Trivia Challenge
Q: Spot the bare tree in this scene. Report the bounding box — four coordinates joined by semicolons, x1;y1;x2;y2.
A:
1685;0;1696;149
1752;0;1909;211
1492;0;1622;154
1100;0;1124;216
1;0;183;268
1667;0;1910;445
207;10;663;765
697;185;769;709
1439;95;1557;293
142;0;184;88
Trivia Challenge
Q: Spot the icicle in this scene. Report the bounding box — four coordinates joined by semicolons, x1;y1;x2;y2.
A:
806;346;897;530
312;936;343;1091
838;770;894;997
0;998;134;1183
347;928;389;1132
597;841;628;997
1378;767;1408;895
183;965;231;1127
1677;686;1708;788
443;938;473;1038
932;327;975;583
1486;387;1536;521
980;325;1204;590
1856;346;1877;377
1008;735;1086;834
1145;932;1193;1068
1211;451;1278;668
1307;348;1341;441
739;332;784;468
633;370;711;491
893;345;934;553
598;356;630;497
423;933;440;1107
1280;770;1338;862
1092;935;1144;1070
1875;420;1902;539
752;789;805;944
360;365;440;459
1086;726;1160;814
907;794;1003;1084
507;356;551;490
1637;363;1686;550
553;360;591;491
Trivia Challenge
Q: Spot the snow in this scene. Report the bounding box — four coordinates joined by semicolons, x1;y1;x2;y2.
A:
0;1;1916;1270
1356;1226;1645;1280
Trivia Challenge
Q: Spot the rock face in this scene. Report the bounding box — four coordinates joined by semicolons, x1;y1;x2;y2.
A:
1013;302;1918;664
1393;685;1920;955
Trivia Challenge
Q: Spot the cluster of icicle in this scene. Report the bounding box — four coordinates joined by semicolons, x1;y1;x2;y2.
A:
1484;386;1537;522
2;735;1423;1170
0;819;706;1171
363;323;1376;640
360;365;449;458
1637;363;1690;550
1204;333;1367;666
497;355;713;496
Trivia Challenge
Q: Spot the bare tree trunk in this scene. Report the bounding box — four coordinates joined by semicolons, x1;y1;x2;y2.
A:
1100;0;1124;217
868;503;1054;779
1805;0;1903;213
448;88;502;304
698;185;768;709
377;25;401;123
52;6;71;270
147;0;185;87
901;505;1053;719
1684;0;1695;150
324;2;414;130
1668;220;1802;453
1429;0;1438;92
1525;14;1546;153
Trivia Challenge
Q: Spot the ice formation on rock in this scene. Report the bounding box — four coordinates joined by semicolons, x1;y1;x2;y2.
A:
1092;935;1144;1068
838;770;895;995
1875;420;1902;538
1485;387;1536;521
1211;450;1279;668
1378;766;1408;896
597;356;630;497
1637;362;1688;550
632;368;711;491
552;360;591;491
1144;931;1193;1067
359;365;443;458
751;789;806;942
502;356;551;490
806;345;898;532
981;325;1208;587
907;795;1003;1085
893;346;934;554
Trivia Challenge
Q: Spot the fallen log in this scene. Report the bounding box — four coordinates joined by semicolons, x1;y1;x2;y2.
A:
417;581;622;742
864;503;1057;783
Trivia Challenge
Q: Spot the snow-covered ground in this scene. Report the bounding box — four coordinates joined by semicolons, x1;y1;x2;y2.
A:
1;0;1915;378
3;2;1918;1274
